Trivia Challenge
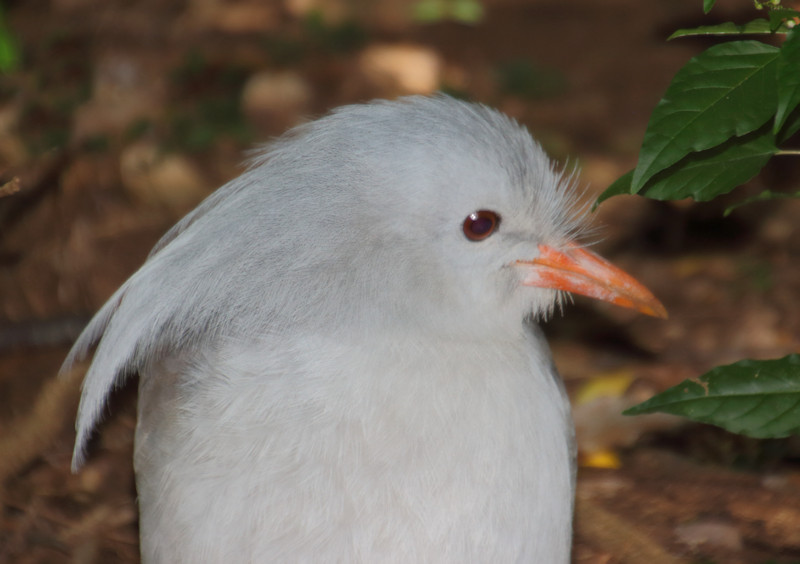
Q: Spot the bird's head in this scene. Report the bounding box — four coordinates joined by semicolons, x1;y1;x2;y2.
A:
255;96;665;339
187;96;664;342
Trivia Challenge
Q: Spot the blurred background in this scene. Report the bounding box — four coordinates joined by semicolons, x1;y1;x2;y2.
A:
1;0;799;562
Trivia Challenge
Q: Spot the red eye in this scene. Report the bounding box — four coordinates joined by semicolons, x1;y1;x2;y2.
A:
462;210;500;241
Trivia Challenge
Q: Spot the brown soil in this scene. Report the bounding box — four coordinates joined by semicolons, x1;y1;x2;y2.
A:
1;1;799;562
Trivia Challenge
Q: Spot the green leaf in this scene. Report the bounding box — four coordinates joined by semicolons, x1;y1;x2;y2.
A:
724;189;800;215
703;0;716;14
451;0;483;23
413;0;483;23
637;124;778;201
768;9;800;32
625;355;800;439
0;27;19;73
775;28;800;132
631;41;780;192
669;20;774;39
593;170;633;208
777;103;800;143
413;0;446;22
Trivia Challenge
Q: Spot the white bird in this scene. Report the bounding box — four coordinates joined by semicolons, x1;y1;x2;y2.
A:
63;95;665;563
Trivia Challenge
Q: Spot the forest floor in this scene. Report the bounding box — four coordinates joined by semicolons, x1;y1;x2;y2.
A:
1;0;799;562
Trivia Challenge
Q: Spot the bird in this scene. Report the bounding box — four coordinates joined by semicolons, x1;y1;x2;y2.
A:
63;95;666;563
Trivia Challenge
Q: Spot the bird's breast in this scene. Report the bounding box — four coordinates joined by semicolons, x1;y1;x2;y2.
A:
134;332;575;562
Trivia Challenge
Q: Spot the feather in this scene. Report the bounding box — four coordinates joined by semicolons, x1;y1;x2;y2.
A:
64;95;662;561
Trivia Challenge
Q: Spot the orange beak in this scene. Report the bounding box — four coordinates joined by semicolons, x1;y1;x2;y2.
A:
517;243;667;319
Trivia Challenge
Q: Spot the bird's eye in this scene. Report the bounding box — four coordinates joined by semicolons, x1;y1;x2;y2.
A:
462;210;500;242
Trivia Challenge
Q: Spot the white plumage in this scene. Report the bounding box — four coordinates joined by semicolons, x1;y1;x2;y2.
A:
64;96;663;562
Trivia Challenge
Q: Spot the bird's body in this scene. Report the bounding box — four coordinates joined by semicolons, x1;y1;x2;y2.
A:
134;330;573;561
65;96;663;562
